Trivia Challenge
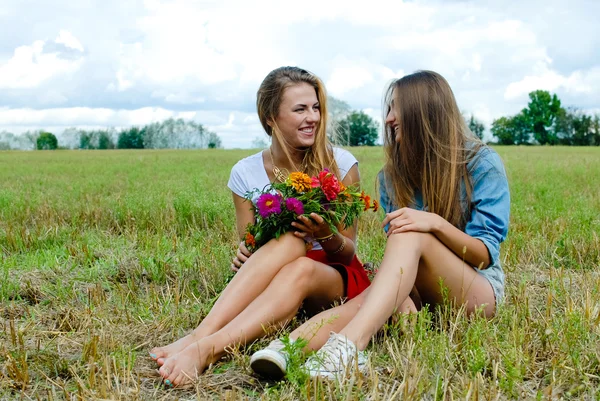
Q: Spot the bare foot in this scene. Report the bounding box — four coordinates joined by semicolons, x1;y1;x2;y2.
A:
150;334;197;366
159;340;217;387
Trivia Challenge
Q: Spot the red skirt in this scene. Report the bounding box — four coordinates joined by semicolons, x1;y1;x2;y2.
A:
306;250;371;300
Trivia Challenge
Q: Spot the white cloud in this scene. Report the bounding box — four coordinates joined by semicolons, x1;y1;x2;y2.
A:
0;31;84;89
327;65;374;96
0;0;598;148
0;106;189;127
55;29;84;52
505;64;598;100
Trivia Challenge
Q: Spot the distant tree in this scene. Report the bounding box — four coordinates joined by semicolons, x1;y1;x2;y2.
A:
0;131;15;150
554;108;573;145
491;117;516;145
491;113;530;145
80;132;96;149
327;96;352;144
338;111;379;146
23;130;42;150
142;118;220;149
523;90;562;145
207;130;222;149
0;131;33;150
570;111;593;146
118;127;145;149
98;130;115;149
36;132;58;150
467;115;485;140
251;136;268;149
553;108;597;146
592;115;600;146
511;112;532;145
60;127;82;149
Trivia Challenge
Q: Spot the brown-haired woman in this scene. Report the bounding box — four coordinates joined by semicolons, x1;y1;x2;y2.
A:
254;70;510;380
150;66;370;386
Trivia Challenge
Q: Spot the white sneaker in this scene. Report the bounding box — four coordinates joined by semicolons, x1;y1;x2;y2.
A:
304;332;367;379
250;338;289;380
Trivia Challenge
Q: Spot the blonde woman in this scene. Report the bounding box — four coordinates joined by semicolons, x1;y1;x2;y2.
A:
252;70;510;380
150;67;370;386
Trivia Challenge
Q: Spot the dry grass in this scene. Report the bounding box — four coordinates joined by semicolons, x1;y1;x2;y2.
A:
1;146;599;400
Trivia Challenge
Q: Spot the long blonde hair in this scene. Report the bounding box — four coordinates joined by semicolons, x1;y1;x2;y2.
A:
256;66;340;179
382;70;482;228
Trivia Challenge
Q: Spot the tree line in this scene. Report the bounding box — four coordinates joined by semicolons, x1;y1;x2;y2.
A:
324;90;600;148
0;118;222;150
3;90;598;151
489;90;599;146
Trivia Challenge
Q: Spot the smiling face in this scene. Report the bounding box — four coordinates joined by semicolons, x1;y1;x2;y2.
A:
385;89;400;143
270;82;320;149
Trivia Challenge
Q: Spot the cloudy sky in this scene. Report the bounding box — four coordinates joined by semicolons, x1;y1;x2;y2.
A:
1;0;599;148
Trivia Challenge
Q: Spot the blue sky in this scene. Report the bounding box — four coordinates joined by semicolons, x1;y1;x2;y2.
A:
1;0;599;148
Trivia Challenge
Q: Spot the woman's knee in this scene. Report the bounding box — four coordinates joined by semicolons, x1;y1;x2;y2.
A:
387;231;435;252
276;257;317;290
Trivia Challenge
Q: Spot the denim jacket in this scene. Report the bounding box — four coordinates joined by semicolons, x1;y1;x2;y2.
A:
378;146;510;303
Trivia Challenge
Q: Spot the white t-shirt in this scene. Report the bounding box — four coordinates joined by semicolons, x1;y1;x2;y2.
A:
227;147;359;250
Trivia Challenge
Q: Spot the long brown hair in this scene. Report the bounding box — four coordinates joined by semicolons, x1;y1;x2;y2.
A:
256;66;340;179
382;70;482;228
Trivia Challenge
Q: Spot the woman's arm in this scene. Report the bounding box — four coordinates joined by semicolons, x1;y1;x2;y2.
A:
231;192;256;272
432;219;490;269
292;164;361;266
232;192;255;240
383;208;491;269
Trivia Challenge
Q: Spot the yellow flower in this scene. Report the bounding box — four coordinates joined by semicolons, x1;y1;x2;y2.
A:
288;172;312;193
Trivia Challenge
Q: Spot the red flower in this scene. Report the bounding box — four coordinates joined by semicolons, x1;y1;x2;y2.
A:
318;170;341;201
311;177;320;188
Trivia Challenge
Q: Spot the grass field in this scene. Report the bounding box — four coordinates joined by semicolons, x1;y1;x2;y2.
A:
1;146;599;400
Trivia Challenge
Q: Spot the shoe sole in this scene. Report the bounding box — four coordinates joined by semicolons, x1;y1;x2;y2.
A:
250;351;286;380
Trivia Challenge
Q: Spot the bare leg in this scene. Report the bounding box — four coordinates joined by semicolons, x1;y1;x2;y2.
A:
288;287;417;351
340;232;495;350
151;233;305;363
159;256;345;386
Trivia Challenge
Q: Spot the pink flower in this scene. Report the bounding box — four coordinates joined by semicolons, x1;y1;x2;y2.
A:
285;197;304;215
256;193;282;218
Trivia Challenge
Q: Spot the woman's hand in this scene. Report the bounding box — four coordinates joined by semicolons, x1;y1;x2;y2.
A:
291;213;331;240
383;207;443;236
231;241;253;272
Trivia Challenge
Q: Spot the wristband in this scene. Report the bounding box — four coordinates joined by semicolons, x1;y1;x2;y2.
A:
316;233;335;243
331;236;347;254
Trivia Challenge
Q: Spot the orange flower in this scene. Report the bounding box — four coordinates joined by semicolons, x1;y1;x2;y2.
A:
339;182;347;192
362;194;372;211
288;172;312;193
372;199;380;212
245;232;256;248
359;191;372;211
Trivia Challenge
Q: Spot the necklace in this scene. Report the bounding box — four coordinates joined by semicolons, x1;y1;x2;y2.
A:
269;148;288;182
268;147;306;183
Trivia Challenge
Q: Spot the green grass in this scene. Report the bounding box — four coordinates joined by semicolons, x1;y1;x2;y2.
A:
1;146;599;400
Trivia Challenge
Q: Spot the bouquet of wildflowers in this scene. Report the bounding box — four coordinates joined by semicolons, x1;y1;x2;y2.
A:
243;169;378;252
